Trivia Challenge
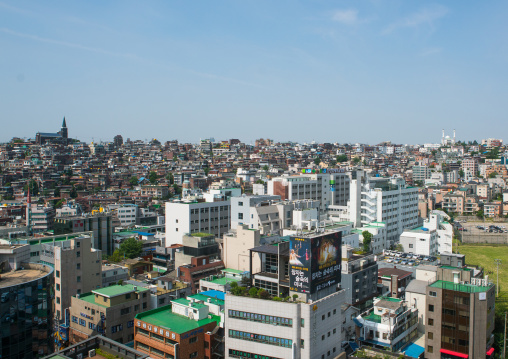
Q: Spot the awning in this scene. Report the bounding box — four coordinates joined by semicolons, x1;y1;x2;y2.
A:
440;348;468;358
487;347;495;356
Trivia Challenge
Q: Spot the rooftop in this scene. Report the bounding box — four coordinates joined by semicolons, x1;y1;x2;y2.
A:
135;305;220;334
441;265;472;272
429;280;492;293
0;265;52;289
364;312;381;323
92;284;149;298
172;297;207;309
201;275;238;286
187;293;224;306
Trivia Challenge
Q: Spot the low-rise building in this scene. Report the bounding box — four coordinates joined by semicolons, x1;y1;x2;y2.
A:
69;284;151;345
354;297;418;353
377;267;413;299
134;293;223;359
399;226;438;257
102;263;129;287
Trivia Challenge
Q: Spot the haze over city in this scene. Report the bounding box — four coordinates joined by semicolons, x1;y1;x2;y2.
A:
1;1;507;144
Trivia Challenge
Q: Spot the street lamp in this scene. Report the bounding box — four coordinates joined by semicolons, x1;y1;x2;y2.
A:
495;259;502;297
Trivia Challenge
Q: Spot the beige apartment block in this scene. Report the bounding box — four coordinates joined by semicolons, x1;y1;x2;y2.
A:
69;284;150;345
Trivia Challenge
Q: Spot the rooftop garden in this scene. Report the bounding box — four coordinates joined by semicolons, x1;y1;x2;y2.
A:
229;281;300;303
191;232;214;237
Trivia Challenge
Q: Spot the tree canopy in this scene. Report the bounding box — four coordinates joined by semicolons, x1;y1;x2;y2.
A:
362;231;373;253
118;237;143;259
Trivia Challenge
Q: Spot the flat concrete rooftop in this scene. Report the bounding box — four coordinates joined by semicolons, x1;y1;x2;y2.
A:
0;267;51;288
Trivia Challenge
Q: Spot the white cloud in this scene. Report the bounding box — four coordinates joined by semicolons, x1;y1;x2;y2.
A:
332;9;359;25
383;5;448;34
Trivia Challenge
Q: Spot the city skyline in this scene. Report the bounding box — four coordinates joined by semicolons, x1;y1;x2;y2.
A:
1;1;507;144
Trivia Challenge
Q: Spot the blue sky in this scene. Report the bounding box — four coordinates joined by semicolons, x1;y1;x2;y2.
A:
1;1;507;145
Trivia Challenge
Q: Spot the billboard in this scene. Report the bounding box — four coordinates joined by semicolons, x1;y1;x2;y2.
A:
289;231;341;294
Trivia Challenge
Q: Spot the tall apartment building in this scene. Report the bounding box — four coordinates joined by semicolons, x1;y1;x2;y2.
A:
267;171;350;212
39;234;102;321
53;213;114;255
69;284;151;345
461;158;479;180
425;276;495;358
349;173;419;245
412;165;431;182
165;200;231;246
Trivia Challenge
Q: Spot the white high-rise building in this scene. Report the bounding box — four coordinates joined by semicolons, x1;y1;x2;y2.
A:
165;200;231;246
348;172;419;246
267;171;350;212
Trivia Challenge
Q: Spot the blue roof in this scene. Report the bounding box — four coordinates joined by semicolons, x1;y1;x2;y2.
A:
138;177;145;182
404;343;425;358
349;341;360;352
200;290;225;301
353;318;363;328
133;231;155;236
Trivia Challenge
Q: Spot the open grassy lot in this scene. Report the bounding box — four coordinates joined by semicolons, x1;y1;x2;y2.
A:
456;243;508;310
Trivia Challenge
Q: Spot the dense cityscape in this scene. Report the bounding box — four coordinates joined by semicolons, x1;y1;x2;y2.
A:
0;120;506;359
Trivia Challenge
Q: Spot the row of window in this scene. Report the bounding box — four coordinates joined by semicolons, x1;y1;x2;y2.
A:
228;330;292;348
228;349;281;359
228;310;293;327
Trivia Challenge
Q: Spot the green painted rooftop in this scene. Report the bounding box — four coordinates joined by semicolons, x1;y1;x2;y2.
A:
441;265;472;271
202;276;238;285
222;268;245;274
135;305;220;334
78;292;107;308
364;312;382;323
429;280;492;293
92;284;149;298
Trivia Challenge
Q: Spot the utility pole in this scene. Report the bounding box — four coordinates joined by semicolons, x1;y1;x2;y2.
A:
495;259;502;297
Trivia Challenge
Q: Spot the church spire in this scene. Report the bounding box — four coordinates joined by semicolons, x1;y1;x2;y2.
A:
62;116;67;128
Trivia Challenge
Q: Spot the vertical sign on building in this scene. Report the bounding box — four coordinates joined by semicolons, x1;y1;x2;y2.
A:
289;231;342;293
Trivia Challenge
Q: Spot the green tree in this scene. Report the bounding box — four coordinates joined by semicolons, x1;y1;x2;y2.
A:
109;249;122;262
458;169;465;178
166;173;174;184
336;154;348;163
476;210;484;219
119;237;143;259
70;186;77;199
258;289;270;299
204;167;210;176
353;157;361;165
54;187;60;197
262;165;269;172
395;243;404;252
255;179;265;184
314;157;321;166
489;172;498;178
148;171;158;184
329;160;337;167
362;231;373;253
129;176;138;187
248;287;258;298
23;180;39;196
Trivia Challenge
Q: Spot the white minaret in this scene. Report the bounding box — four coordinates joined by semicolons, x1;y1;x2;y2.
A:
442;129;445;145
453;129;456;144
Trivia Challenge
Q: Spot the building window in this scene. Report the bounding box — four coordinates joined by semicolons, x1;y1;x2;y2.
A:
301;339;304;348
428;318;434;326
428;332;433;340
121;307;131;315
238;213;243;220
56;270;60;278
429;291;437;297
56;284;60;291
427;346;433;353
428;304;434;312
77;263;81;270
126;293;131;299
322;335;325;341
56;297;60;304
189;337;197;343
190;352;198;359
143;302;147;309
76;241;81;248
77;251;80;258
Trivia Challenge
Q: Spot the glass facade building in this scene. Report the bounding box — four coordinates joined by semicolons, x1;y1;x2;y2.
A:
0;263;54;358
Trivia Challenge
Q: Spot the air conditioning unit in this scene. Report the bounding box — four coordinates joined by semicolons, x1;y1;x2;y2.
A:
89;349;96;357
77;354;83;359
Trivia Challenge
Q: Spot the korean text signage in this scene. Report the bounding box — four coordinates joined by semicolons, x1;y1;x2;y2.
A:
289;232;341;293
